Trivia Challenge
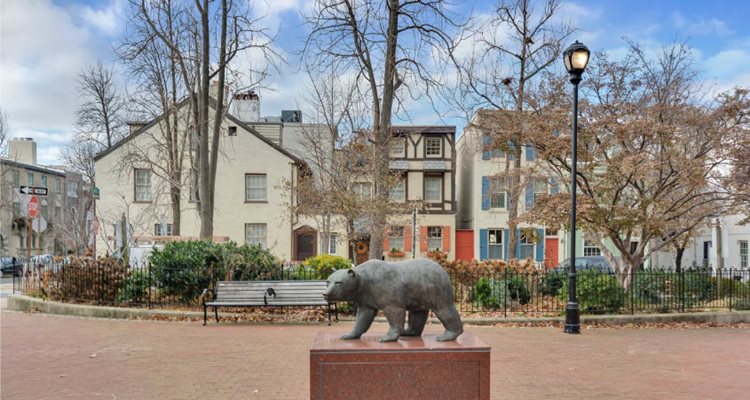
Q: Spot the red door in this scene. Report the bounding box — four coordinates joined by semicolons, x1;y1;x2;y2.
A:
545;238;559;269
455;230;474;261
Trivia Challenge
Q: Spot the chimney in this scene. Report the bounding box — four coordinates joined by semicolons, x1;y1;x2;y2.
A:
8;138;37;165
230;90;260;122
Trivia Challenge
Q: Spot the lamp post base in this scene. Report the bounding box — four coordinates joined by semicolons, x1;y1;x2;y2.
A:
564;302;581;334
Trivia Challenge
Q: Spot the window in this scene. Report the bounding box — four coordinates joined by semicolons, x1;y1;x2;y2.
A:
245;223;267;248
55;178;61;193
545;228;558;236
321;233;337;254
583;239;601;257
427;226;442;251
154;223;173;236
490;176;505;209
488;229;503;259
389;177;406;201
134;169;152;202
55;207;60;218
41;175;48;188
390;139;405;157
67;181;78;198
27;172;34;186
703;241;712;266
520;229;535;259
533;178;548;202
389;226;404;251
483;134;505;158
425;137;441;156
41;205;48;218
245;174;267;201
740;241;748;269
352;182;372;197
424;175;442;202
12;202;20;218
228;126;237;136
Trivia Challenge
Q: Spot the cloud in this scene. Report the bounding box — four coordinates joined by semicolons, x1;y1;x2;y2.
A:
77;0;126;36
671;11;734;37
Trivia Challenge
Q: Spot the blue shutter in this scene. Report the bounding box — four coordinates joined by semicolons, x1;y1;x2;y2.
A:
550;177;560;194
503;229;509;260
536;229;545;262
482;135;491;160
515;228;521;259
525;145;536;161
525;179;534;209
507;142;515;160
481;176;490;210
479;229;488;260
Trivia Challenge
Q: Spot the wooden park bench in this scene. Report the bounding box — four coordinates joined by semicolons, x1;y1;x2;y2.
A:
201;280;338;325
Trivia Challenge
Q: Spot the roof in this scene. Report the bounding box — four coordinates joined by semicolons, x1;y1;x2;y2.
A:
94;98;305;165
391;125;456;135
0;158;67;177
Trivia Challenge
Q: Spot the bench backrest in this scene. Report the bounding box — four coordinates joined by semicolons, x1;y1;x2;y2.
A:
214;280;328;304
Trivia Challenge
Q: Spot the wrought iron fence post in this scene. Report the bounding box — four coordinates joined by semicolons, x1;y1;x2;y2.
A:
728;269;733;311
148;263;153;309
679;269;685;313
630;269;635;315
503;268;508;318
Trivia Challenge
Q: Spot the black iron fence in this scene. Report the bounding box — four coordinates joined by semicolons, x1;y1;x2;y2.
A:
14;260;750;315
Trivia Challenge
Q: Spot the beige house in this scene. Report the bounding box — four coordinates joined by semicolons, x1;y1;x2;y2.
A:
94;95;354;261
1;138;89;258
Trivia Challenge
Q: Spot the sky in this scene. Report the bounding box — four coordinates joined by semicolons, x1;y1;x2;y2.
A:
2;0;750;165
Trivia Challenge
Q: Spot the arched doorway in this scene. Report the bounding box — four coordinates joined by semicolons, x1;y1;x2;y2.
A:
294;226;317;261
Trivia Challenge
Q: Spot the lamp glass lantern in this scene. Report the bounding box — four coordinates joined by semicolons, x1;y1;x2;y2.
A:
563;41;590;80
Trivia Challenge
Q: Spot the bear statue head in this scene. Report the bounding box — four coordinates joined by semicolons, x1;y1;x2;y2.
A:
323;269;358;302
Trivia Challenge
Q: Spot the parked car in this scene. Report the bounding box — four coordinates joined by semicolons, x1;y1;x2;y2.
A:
555;256;614;274
0;257;23;278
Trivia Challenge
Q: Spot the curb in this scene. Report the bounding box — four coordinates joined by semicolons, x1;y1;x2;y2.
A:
6;294;750;325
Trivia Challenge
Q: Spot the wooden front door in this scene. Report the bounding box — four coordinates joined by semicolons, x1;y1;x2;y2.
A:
545;238;559;269
455;230;474;261
295;227;317;261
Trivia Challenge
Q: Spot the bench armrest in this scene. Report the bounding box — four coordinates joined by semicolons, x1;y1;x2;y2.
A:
200;288;215;306
263;287;276;305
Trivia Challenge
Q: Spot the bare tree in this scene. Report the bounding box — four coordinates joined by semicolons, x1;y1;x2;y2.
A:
0;108;8;157
304;0;463;259
136;0;277;240
60;140;98;184
76;61;126;149
447;0;573;259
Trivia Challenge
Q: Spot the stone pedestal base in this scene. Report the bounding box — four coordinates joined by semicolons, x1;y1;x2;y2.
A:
310;332;490;400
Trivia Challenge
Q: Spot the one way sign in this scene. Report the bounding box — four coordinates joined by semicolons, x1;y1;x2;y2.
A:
20;186;48;196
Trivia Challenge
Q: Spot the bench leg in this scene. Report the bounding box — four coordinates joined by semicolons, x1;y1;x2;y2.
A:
327;304;331;326
203;305;207;326
335;303;339;322
214;306;219;323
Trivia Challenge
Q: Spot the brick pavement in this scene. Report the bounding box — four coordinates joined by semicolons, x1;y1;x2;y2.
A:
1;311;749;399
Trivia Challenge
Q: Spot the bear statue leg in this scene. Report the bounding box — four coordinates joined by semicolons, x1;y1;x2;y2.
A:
340;306;376;340
402;310;429;337
379;306;406;342
433;304;464;342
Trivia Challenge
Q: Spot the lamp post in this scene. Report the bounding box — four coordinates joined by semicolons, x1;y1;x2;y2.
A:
562;41;590;334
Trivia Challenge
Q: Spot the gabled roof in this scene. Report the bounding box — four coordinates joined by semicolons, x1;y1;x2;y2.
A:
94;98;305;165
391;125;456;135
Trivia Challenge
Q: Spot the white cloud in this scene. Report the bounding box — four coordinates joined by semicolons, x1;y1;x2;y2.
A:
671;11;734;37
77;0;126;36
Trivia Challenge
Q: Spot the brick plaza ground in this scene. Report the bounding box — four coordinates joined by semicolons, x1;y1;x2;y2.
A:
1;311;749;399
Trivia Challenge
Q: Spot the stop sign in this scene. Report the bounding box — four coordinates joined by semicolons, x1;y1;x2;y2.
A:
28;195;40;219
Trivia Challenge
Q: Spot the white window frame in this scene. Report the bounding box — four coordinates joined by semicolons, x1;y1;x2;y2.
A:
327;233;338;254
389;177;406;202
41;175;48;188
488;229;503;259
27;172;34;186
425;137;441;156
583;239;601;257
245;223;267;249
520;229;535;259
390;139;406;158
389;226;405;251
424;175;442;203
427;226;442;251
490;176;505;209
353;182;372;197
533;177;548;203
134;169;151;202
55;177;61;193
154;223;173;236
245;174;267;202
740;240;748;269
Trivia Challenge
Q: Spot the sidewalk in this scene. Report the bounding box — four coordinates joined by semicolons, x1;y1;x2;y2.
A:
2;310;749;399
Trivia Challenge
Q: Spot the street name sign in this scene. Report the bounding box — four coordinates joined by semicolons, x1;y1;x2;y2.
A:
20;186;48;196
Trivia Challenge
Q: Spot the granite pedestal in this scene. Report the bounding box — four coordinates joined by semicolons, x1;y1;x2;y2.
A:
310;332;490;400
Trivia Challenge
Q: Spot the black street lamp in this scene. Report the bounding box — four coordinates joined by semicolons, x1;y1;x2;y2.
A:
562;40;590;334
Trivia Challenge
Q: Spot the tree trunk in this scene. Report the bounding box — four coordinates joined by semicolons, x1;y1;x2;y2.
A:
675;246;685;273
198;0;212;240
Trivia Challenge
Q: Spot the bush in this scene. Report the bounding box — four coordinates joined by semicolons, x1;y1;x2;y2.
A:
43;257;127;303
116;269;150;303
471;276;531;310
149;241;283;304
539;270;565;296
304;254;351;279
561;270;625;313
